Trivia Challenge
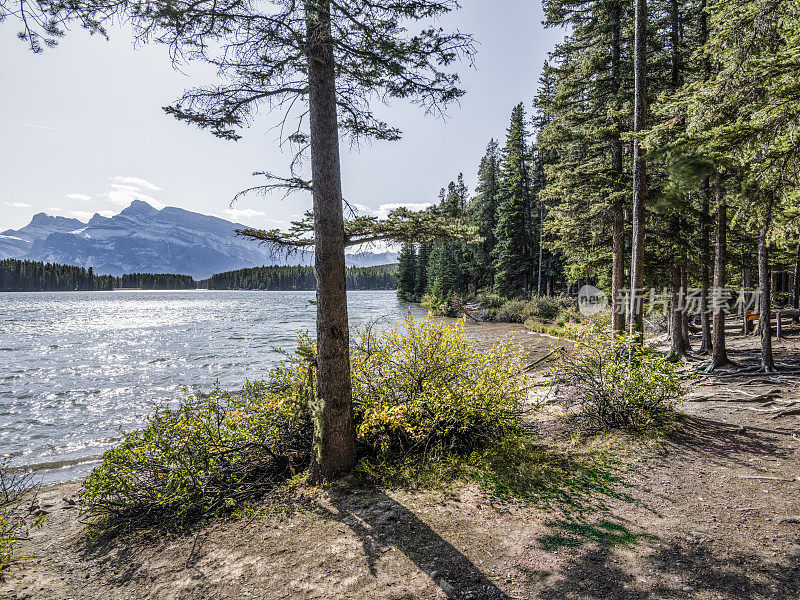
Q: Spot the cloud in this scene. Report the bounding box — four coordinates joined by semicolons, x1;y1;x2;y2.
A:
4;201;32;208
104;184;164;209
223;208;288;228
110;176;161;192
350;202;371;213
15;122;54;130
60;176;166;212
375;202;432;219
223;208;268;219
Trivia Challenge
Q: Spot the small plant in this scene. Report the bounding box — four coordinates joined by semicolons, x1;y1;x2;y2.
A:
352;315;526;457
1;460;41;571
550;318;691;430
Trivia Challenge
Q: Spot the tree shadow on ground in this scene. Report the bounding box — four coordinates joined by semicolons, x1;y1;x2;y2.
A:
538;518;658;552
323;487;512;599
316;434;656;599
362;434;640;517
536;534;800;600
658;415;789;467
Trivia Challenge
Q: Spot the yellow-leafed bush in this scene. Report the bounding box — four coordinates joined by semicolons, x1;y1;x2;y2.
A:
81;317;528;530
81;384;312;530
352;315;526;456
549;317;691;430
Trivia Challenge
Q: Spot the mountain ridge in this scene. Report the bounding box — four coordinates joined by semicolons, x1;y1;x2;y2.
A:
1;201;397;278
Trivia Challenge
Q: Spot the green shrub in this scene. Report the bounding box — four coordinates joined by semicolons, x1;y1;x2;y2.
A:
525;295;574;321
1;460;41;571
491;299;528;322
422;293;466;318
351;315;526;457
476;292;505;309
550;319;691;430
81;383;313;530
487;295;577;324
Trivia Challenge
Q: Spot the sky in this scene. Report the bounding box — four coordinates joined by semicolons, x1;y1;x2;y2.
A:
0;2;564;233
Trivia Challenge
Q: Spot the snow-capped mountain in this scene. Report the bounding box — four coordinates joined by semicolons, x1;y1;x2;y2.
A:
1;201;397;279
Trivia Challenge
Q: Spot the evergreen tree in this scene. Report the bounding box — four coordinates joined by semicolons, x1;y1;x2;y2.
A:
396;242;417;300
471;140;501;290
414;244;432;299
538;0;633;328
493;104;534;298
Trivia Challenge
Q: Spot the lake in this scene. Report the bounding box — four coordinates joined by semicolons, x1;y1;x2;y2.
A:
0;290;425;483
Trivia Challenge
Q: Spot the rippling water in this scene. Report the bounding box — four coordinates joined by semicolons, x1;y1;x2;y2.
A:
0;290;422;483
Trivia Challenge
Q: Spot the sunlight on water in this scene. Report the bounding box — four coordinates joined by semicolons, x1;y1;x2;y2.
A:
0;290;421;483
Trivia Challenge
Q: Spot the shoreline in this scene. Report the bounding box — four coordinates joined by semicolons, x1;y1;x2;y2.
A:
4;351;799;599
6;315;559;487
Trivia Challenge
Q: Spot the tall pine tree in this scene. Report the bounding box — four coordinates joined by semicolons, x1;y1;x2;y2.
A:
493;104;534;298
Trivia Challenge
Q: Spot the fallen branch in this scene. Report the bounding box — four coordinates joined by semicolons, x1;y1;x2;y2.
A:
772;407;800;419
778;516;800;524
524;350;558;373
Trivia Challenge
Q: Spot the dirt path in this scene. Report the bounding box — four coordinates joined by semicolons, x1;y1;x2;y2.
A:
2;335;799;600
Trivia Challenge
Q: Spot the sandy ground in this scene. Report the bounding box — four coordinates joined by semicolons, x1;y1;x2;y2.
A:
1;329;799;600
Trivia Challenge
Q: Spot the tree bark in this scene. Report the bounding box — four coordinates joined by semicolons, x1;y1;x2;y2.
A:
629;0;648;340
792;236;800;322
305;1;356;483
610;0;626;334
537;201;544;297
708;173;731;371
758;197;775;372
668;264;691;359
698;178;713;354
680;265;692;351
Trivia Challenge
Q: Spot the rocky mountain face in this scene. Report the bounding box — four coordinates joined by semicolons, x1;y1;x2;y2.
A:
1;201;397;279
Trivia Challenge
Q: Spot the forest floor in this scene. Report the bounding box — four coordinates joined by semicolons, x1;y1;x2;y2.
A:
2;326;800;600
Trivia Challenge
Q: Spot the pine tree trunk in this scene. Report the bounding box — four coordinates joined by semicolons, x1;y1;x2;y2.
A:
629;0;648;340
305;1;356;483
758;198;775;372
668;264;688;358
680;266;692;351
792;236;800;322
610;0;625;334
698;178;713;354
537;201;544;296
708;173;730;371
670;0;681;88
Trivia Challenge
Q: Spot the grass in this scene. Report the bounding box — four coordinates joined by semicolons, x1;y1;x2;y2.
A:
354;433;634;512
538;518;658;551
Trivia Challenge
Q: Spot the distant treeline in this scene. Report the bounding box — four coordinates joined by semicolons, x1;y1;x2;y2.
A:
115;273;195;290
0;259;114;291
0;259;397;292
204;264;398;291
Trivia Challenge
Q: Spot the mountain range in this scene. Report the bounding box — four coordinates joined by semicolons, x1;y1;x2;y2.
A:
0;201;397;279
